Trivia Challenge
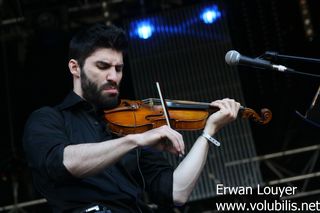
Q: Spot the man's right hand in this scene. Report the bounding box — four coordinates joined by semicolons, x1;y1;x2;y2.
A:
133;125;185;156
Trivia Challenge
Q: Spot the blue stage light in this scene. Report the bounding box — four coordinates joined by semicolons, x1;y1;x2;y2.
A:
136;22;154;39
201;6;221;24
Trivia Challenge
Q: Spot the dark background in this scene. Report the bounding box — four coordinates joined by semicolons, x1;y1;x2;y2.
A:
1;0;320;212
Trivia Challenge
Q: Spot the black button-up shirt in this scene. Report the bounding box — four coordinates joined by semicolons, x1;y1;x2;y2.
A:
23;91;173;213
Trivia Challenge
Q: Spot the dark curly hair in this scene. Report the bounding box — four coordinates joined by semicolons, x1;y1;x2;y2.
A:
68;23;128;68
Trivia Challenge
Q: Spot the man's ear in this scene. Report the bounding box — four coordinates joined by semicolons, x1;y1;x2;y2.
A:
68;59;80;78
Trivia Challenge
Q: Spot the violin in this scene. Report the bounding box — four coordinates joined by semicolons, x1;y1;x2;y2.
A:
103;98;272;136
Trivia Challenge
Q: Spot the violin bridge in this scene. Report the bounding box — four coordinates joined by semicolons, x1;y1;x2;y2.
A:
142;98;156;107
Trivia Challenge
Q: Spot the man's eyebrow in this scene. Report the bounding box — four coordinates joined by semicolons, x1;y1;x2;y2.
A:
96;60;123;65
96;60;110;64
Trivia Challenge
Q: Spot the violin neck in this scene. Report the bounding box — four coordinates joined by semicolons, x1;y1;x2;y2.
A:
143;98;213;110
167;100;211;109
142;98;245;113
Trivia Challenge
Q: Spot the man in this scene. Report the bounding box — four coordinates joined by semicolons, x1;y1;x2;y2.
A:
23;23;240;213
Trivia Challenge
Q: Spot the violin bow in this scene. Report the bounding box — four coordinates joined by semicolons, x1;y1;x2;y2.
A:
155;82;172;128
156;82;185;158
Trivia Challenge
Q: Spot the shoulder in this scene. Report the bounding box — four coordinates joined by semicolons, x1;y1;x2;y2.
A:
25;106;65;127
30;106;61;118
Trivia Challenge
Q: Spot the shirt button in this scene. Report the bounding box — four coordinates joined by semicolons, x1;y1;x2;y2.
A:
94;121;99;125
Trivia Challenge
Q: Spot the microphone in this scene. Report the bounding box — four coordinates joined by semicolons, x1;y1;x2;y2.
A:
225;50;290;72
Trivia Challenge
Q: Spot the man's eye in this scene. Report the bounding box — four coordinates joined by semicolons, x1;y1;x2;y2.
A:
97;63;111;69
115;65;123;72
96;62;123;71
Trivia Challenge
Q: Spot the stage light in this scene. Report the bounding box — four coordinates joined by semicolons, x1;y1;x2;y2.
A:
136;22;154;39
201;6;221;24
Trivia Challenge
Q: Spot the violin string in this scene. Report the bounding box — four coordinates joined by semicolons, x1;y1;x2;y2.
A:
133;110;137;133
142;98;213;108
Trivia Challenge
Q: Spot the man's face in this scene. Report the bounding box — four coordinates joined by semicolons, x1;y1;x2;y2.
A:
80;48;123;109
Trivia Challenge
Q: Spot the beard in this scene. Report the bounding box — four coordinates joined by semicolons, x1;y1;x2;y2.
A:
80;70;120;110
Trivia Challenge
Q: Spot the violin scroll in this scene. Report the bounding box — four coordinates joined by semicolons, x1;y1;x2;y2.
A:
240;107;272;125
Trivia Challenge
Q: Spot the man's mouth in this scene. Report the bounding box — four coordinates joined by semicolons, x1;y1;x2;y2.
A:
101;84;119;95
103;88;118;95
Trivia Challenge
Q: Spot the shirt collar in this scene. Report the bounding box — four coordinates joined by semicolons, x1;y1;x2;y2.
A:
57;91;89;111
57;91;112;117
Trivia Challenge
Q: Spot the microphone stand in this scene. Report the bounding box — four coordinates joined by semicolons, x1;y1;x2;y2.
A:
260;51;320;78
262;51;320;127
295;85;320;128
263;51;320;64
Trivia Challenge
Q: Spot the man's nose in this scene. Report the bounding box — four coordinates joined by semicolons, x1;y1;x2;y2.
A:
106;67;118;81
